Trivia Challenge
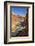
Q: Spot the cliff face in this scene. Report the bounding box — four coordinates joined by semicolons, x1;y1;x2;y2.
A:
10;14;26;32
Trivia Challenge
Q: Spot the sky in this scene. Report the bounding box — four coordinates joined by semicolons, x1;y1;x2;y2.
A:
10;7;28;16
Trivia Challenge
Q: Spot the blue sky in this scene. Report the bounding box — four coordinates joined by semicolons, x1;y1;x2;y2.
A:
10;7;28;16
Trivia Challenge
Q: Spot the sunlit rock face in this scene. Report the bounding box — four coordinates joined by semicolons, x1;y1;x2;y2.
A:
10;13;26;32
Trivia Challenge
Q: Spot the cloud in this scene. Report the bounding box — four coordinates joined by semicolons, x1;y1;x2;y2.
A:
12;12;17;15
